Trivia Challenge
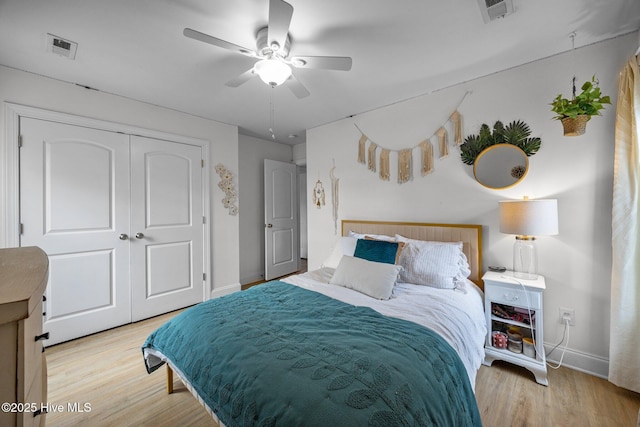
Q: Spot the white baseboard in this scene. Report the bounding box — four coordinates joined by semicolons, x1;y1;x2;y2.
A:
210;283;241;299
240;273;265;286
544;343;609;379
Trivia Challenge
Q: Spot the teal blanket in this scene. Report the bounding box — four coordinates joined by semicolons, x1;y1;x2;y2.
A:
143;281;481;427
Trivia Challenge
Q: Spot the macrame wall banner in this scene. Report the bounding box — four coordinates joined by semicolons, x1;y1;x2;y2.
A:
450;111;463;145
358;134;367;164
367;142;378;172
420;140;434;176
398;149;413;184
379;149;390;181
353;91;471;184
437;127;448;158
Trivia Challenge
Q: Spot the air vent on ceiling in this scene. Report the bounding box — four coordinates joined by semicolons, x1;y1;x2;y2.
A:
477;0;514;23
47;33;77;60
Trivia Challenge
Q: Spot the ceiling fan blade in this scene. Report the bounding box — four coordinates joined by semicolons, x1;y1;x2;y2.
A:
286;74;310;99
268;0;293;52
184;28;255;56
290;55;352;71
225;68;256;87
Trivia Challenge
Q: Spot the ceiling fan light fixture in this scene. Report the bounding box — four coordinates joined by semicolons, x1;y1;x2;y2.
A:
254;58;292;86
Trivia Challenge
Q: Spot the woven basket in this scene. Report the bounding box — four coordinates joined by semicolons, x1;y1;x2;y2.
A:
561;115;591;136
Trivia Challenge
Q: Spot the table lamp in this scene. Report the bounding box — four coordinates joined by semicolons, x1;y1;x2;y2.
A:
499;197;559;279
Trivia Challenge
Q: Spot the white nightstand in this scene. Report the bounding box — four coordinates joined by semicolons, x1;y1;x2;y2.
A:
482;271;548;386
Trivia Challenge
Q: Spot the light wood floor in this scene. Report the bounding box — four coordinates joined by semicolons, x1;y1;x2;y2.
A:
45;309;640;427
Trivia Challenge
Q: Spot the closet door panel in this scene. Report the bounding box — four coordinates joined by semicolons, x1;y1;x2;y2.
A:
130;136;204;321
19;118;131;346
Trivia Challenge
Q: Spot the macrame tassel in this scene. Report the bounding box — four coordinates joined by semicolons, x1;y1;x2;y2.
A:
420;140;434;176
398;149;413;184
437;127;448;158
358;134;367;164
367;142;378;172
379;149;390;181
450;111;463;145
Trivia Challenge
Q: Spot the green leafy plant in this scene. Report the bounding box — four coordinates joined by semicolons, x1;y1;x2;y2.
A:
550;75;611;120
460;120;541;165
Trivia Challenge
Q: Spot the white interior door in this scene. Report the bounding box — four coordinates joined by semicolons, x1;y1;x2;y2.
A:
264;159;298;280
130;136;204;321
19;118;131;345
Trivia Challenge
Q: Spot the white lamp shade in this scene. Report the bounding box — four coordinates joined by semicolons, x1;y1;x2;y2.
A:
499;199;559;236
254;59;292;87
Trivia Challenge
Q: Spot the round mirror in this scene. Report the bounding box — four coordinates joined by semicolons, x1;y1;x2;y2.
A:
473;144;528;189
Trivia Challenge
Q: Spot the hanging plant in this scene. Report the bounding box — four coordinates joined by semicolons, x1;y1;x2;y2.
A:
550;75;611;136
460;120;541;165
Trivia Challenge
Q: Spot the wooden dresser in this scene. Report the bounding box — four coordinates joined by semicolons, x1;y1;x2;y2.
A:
0;247;49;426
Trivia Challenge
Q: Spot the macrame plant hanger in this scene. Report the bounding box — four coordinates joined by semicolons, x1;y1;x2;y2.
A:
559;32;591;136
571;32;577;103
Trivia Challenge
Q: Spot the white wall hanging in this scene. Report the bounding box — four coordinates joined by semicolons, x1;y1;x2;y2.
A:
330;160;339;235
215;163;238;215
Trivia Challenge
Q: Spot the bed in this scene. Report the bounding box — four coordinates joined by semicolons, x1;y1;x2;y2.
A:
142;220;486;426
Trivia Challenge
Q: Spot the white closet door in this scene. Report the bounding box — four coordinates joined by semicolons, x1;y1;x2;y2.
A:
264;159;298;280
20;118;131;345
130;136;204;321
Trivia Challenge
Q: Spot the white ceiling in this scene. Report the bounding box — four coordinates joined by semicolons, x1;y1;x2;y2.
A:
0;0;638;145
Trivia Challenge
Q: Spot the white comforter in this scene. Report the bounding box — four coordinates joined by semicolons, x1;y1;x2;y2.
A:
282;267;487;388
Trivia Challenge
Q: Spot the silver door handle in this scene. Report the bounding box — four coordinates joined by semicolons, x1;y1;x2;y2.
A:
135;232;144;239
119;234;128;240
266;224;273;228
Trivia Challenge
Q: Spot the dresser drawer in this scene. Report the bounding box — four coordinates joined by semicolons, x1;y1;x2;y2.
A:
20;359;45;427
19;299;45;397
485;283;542;310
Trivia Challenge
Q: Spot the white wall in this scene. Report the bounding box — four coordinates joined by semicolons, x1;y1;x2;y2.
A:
238;134;293;284
307;33;638;377
0;65;240;295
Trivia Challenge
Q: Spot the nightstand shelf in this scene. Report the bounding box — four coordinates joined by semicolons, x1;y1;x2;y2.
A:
482;271;548;386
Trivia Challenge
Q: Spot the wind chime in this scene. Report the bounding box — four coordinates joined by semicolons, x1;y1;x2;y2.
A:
313;179;325;208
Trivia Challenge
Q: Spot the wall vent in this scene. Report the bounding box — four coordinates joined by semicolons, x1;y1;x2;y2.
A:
477;0;514;23
47;33;77;59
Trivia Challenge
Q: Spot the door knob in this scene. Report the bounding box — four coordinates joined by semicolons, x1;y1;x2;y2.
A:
135;232;144;239
119;234;128;240
266;224;273;228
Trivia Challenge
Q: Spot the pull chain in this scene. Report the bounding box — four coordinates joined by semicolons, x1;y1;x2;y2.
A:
269;86;276;140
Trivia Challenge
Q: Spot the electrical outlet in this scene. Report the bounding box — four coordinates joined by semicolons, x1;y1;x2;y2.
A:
559;307;575;326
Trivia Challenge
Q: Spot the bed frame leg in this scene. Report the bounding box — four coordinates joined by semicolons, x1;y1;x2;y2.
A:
166;365;174;394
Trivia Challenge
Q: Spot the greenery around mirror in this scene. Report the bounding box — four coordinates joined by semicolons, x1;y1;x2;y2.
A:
460;120;541;165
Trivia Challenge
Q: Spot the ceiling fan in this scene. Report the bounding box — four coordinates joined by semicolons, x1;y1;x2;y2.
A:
183;0;352;98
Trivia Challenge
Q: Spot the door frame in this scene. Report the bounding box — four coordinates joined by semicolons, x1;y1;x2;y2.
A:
2;102;212;299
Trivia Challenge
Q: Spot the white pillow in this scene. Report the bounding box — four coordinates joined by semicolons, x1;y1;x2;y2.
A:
394;235;471;290
329;256;402;300
321;236;358;269
347;231;396;242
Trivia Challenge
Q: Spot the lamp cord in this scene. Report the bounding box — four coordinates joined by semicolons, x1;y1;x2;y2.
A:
500;274;571;369
546;319;570;370
500;276;538;354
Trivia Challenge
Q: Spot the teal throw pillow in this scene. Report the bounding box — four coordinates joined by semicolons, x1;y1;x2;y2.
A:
353;239;401;265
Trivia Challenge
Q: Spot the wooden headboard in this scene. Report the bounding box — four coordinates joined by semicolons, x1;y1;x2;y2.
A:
341;220;484;289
